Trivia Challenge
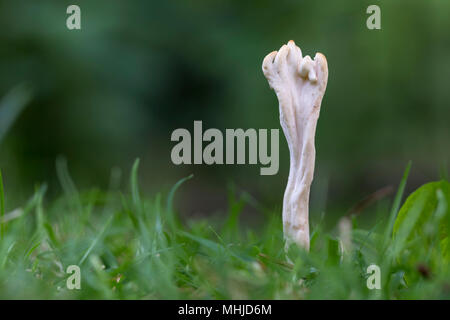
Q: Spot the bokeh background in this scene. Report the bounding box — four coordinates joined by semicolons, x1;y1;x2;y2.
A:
0;0;449;226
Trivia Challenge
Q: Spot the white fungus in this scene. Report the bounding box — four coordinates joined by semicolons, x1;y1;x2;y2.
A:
262;40;328;251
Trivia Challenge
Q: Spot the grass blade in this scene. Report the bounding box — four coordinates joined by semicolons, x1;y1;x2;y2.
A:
390;193;426;258
166;174;194;214
56;156;82;214
79;214;114;266
383;161;412;247
130;158;141;208
165;174;193;232
0;169;5;239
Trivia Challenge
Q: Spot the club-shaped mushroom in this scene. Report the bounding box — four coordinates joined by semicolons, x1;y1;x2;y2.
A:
262;40;328;250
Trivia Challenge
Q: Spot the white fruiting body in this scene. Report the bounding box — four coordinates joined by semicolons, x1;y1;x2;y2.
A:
262;40;328;250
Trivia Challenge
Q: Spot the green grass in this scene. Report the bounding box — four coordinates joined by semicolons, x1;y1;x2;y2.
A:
0;160;448;299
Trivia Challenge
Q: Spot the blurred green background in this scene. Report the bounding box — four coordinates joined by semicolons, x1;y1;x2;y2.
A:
0;0;449;223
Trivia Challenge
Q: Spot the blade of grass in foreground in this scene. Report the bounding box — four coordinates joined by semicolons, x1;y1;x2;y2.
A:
79;214;114;266
56;156;82;214
0;169;5;239
130;158;141;209
166;174;193;230
167;174;194;214
383;161;412;249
